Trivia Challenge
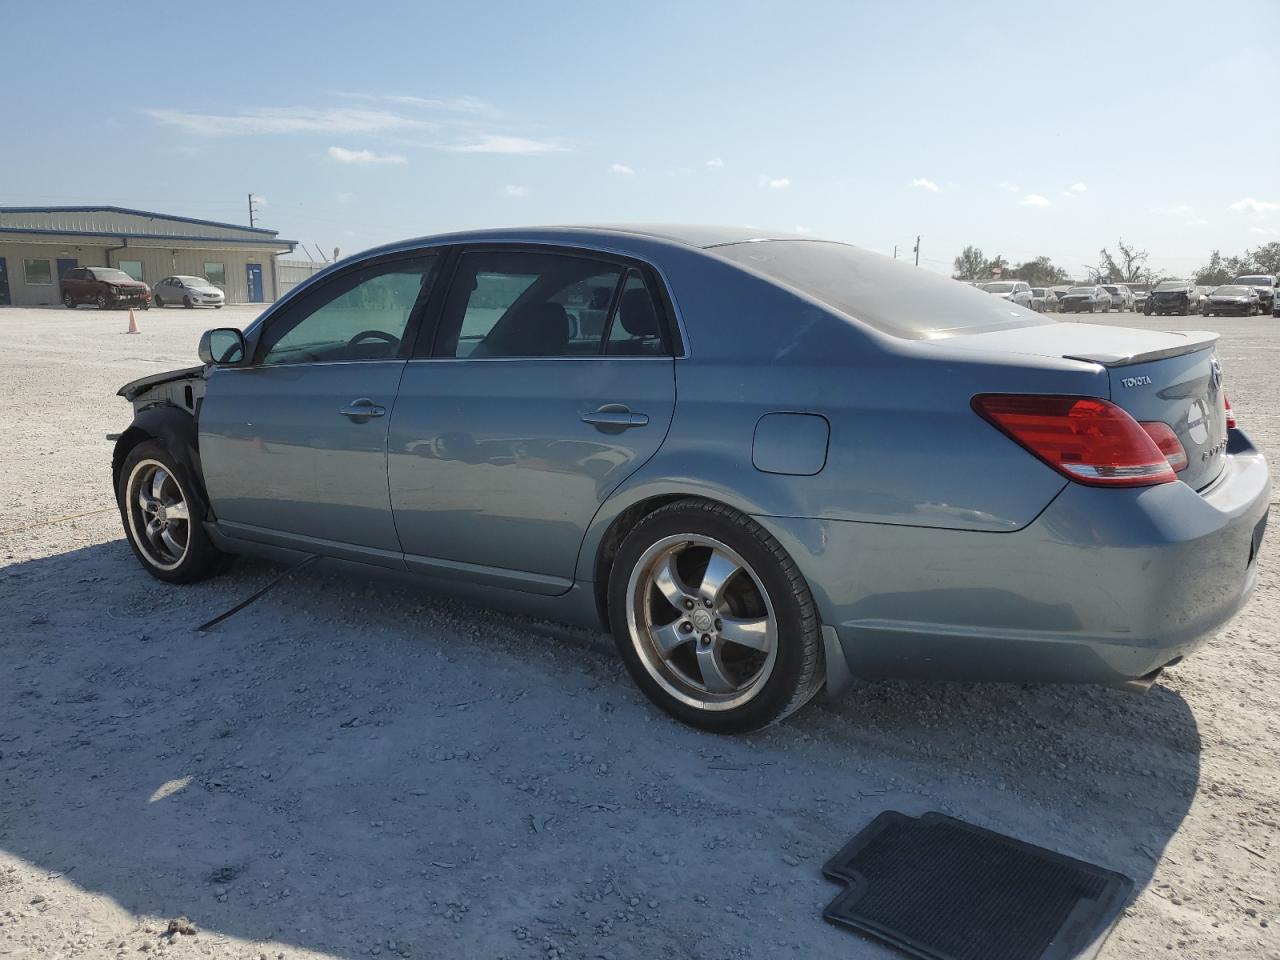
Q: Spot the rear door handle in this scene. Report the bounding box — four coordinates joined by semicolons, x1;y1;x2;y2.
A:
339;398;387;420
581;404;649;431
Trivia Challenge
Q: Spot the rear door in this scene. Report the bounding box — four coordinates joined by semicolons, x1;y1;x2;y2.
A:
388;247;677;594
200;252;440;565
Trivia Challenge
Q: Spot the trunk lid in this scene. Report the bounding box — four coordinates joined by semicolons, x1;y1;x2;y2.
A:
927;321;1228;490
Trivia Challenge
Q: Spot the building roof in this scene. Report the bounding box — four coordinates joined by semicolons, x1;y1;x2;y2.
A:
0;205;295;249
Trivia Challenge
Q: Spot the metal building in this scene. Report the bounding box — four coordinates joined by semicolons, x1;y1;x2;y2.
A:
0;206;296;307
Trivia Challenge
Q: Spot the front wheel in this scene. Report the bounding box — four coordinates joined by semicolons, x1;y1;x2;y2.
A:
608;499;824;733
117;440;231;583
183;295;194;308
153;295;163;308
96;292;108;309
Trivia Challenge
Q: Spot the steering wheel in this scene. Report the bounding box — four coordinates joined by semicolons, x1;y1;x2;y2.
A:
346;329;400;350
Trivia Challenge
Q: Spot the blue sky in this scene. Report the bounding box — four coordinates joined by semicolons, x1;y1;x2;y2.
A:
4;0;1277;276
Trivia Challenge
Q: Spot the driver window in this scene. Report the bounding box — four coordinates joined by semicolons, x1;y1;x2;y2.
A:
259;256;436;365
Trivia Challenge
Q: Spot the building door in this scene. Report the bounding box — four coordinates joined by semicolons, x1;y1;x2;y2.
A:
0;258;10;305
57;258;78;288
245;263;264;303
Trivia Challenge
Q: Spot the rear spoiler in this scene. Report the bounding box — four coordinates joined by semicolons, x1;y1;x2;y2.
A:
1063;331;1218;368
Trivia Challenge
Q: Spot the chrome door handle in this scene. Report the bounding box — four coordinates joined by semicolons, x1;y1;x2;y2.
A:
581;404;648;431
339;398;386;420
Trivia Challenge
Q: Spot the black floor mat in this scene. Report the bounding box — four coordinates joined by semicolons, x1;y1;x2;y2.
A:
822;812;1133;960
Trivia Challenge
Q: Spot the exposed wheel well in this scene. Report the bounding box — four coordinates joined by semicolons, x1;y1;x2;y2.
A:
111;425;154;491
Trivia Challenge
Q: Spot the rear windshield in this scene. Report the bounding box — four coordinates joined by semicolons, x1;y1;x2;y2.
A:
711;240;1049;339
980;282;1015;293
1066;287;1094;294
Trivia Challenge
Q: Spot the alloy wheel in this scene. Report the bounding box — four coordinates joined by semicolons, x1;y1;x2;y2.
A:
625;534;778;712
125;459;191;571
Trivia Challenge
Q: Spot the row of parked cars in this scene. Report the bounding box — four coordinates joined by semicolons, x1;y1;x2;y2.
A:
59;266;225;310
974;274;1278;317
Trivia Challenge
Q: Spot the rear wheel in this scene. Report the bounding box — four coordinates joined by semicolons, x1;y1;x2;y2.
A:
117;440;230;583
63;290;76;309
608;499;824;733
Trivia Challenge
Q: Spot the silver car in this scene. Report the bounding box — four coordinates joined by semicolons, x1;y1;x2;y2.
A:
979;280;1034;308
153;275;225;309
112;226;1270;732
1099;284;1135;312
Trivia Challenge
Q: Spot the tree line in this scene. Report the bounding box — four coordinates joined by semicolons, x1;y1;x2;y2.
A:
953;240;1280;287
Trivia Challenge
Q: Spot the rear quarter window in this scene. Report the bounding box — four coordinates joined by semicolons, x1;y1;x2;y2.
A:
710;240;1052;339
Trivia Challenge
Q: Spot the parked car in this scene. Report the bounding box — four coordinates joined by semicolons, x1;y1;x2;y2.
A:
61;266;150;310
978;280;1034;308
1146;279;1201;316
1029;287;1055;312
153;275;225;309
1233;274;1277;316
1100;284;1135;312
1133;290;1150;313
111;226;1269;732
1058;285;1110;313
1201;284;1263;316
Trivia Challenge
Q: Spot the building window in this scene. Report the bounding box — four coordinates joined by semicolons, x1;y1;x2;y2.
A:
204;262;226;287
119;260;144;282
24;259;53;285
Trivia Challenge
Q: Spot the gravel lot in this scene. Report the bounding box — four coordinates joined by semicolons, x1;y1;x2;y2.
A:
1;303;1278;960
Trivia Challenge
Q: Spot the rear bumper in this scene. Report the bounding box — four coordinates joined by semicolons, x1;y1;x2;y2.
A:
759;430;1270;687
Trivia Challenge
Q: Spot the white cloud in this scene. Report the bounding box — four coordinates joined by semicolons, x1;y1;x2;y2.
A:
442;135;566;154
503;184;529;198
1152;203;1194;216
1020;194;1050;207
327;145;407;165
609;163;635;175
761;176;791;190
145;106;434;136
344;93;497;116
334;192;356;203
1230;197;1280;215
1069;182;1088;193
706;158;724;168
910;178;939;193
792;225;812;235
1248;226;1278;236
997;181;1020;193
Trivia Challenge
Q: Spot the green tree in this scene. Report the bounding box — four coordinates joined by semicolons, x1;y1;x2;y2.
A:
1007;256;1070;286
1097;239;1151;283
952;245;987;280
1194;250;1235;286
1244;242;1280;276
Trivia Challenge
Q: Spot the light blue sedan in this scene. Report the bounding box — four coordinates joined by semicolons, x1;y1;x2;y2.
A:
113;226;1270;731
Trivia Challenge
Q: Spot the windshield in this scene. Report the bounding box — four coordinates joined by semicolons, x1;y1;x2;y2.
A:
1213;286;1249;296
91;268;134;283
1235;276;1274;286
174;276;208;285
711;240;1050;339
1100;286;1119;294
1066;287;1094;294
1030;288;1047;296
1154;281;1188;291
979;282;1016;293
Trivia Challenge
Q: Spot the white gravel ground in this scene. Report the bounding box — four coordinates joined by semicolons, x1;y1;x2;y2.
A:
1;304;1278;959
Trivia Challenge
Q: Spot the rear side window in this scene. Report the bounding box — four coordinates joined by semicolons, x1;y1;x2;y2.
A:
435;251;669;359
712;240;1051;339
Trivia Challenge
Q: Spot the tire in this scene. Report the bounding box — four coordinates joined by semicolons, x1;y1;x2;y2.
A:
153;295;163;308
63;290;76;309
183;295;194;309
607;498;824;733
116;439;231;584
96;292;108;309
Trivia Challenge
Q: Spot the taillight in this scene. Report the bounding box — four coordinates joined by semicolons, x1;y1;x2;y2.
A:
1224;395;1237;430
972;394;1177;487
1138;422;1188;472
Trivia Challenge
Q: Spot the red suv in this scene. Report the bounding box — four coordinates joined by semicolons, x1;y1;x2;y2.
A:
61;267;151;309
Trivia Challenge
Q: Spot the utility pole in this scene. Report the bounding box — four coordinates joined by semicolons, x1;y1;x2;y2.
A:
913;235;921;267
893;245;898;259
248;193;260;228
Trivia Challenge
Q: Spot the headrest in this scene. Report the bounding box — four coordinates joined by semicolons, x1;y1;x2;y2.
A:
619;288;659;337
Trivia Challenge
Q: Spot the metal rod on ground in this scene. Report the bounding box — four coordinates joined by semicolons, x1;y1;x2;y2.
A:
195;555;317;632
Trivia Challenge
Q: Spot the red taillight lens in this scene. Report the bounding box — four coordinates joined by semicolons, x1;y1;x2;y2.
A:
1224;394;1237;430
972;394;1178;487
1138;421;1188;472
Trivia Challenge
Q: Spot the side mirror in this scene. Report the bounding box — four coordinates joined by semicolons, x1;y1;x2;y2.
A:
198;327;248;366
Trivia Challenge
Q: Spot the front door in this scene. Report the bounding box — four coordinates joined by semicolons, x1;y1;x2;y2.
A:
388;249;677;594
245;263;264;303
0;258;9;305
200;253;439;565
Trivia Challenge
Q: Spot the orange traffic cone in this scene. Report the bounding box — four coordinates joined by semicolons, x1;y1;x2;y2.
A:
126;308;140;334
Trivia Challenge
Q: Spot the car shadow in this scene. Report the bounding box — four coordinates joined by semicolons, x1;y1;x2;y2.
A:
1;541;1199;958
